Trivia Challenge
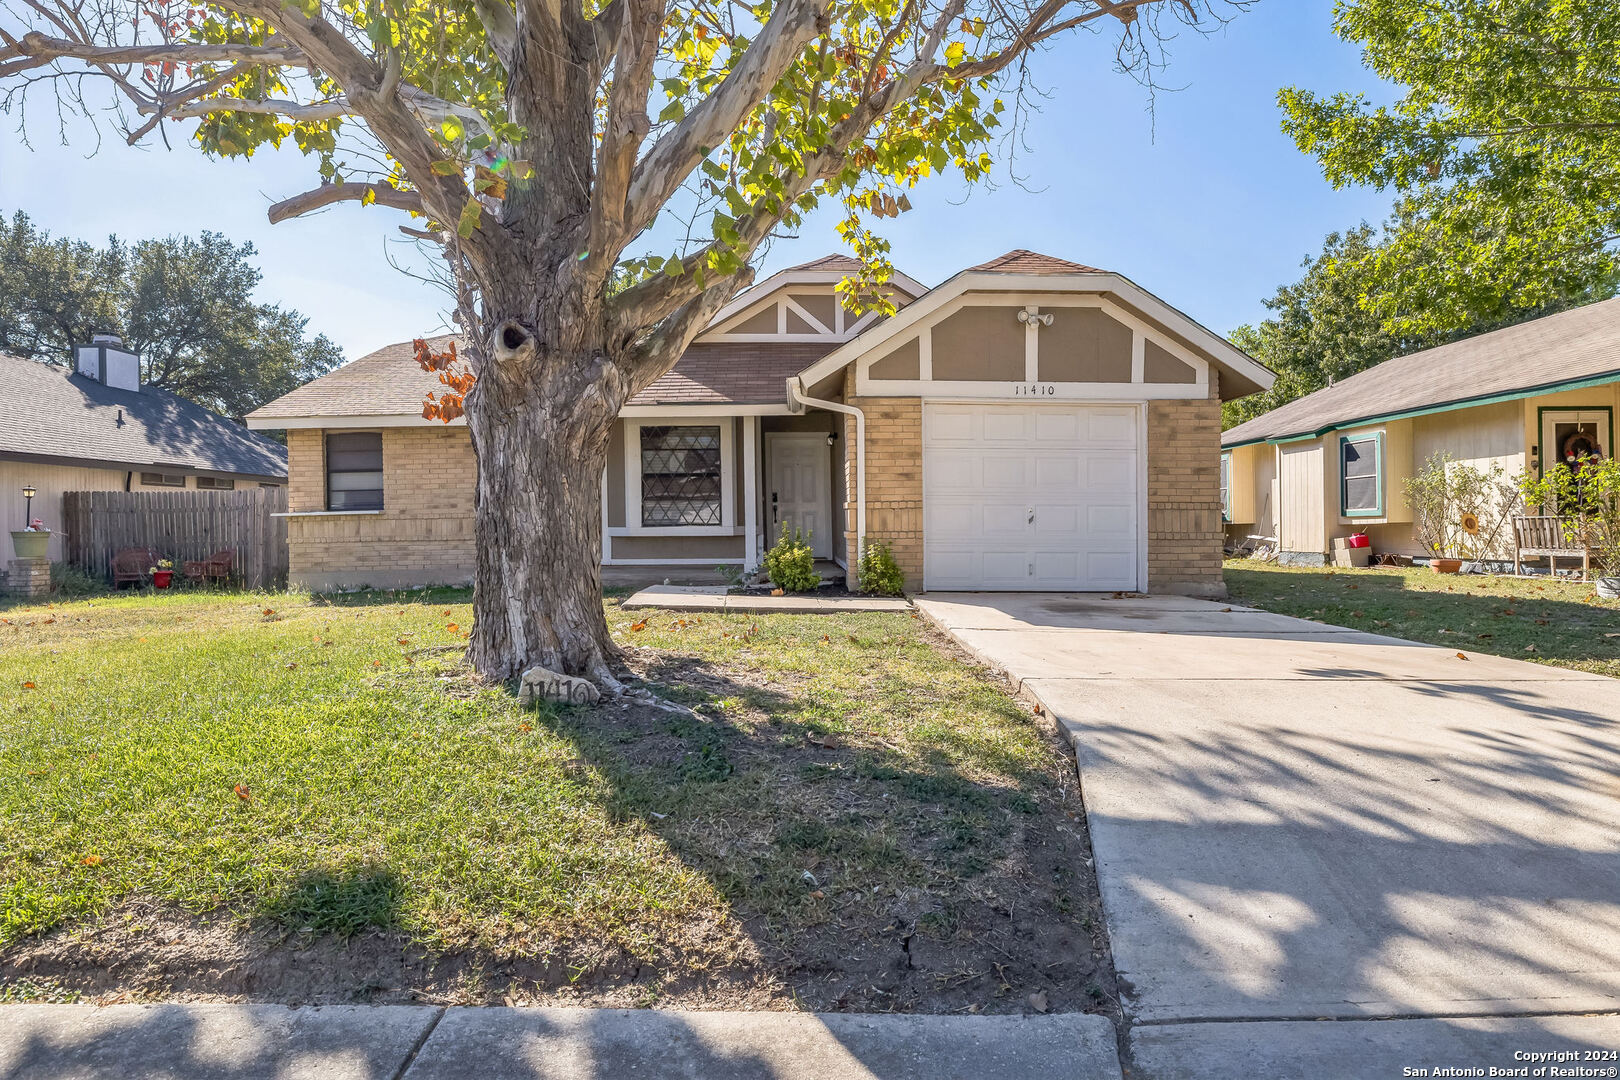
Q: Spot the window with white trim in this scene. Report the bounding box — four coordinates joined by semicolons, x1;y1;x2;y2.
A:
1340;434;1383;517
326;432;384;511
1219;452;1231;521
640;425;722;526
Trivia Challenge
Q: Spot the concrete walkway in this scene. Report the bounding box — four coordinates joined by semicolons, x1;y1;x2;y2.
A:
0;1005;1122;1080
914;593;1620;1079
622;584;911;614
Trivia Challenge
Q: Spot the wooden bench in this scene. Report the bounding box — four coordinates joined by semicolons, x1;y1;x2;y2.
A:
1513;515;1591;579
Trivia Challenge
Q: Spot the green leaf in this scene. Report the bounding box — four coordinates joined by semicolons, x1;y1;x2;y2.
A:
430;159;461;175
658;99;686;124
457;196;482;239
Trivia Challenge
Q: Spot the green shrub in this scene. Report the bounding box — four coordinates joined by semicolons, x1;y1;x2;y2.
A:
763;524;820;592
50;562;104;596
857;540;906;596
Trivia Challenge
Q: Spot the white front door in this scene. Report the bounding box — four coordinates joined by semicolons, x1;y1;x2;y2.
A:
1541;409;1612;471
767;433;833;559
923;402;1140;591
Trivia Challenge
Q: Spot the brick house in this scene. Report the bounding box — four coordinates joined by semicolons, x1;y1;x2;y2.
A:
247;251;1273;595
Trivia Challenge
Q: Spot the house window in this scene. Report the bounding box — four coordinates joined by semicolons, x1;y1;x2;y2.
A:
195;477;235;490
640;425;722;526
1220;452;1232;522
1340;434;1383;517
140;472;185;487
326;432;384;510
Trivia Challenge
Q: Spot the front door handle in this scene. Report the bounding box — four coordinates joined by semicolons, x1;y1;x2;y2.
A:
1027;508;1035;524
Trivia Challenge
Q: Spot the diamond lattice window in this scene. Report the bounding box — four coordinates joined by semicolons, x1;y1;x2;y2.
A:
641;425;722;526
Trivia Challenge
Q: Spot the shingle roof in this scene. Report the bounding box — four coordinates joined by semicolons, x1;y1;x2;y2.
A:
1222;297;1620;447
248;334;839;418
784;253;865;273
968;250;1109;275
0;354;287;477
248;335;456;419
629;341;840;405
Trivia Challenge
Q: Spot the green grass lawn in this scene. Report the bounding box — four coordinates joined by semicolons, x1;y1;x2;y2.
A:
1225;560;1620;678
0;588;1107;1012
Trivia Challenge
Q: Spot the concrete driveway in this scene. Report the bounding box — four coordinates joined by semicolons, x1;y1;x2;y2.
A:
914;593;1620;1079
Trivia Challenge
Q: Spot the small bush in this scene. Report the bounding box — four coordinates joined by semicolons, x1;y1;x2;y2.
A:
763;524;820;592
50;563;104;596
857;541;905;596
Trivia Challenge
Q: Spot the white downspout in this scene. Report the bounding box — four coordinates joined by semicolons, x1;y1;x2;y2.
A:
789;376;866;568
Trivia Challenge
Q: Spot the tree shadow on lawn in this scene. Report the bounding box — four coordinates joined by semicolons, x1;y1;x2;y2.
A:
516;644;1121;1017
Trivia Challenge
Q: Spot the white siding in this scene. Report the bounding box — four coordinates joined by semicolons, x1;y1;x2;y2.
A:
0;461;132;563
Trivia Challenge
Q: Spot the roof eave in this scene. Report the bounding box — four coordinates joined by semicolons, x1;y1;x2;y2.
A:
1219;367;1620;449
794;271;1277;394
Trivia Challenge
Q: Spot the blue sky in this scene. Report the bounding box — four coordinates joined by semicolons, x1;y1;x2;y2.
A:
0;0;1392;361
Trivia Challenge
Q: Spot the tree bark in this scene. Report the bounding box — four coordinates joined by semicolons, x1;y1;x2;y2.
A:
462;316;631;687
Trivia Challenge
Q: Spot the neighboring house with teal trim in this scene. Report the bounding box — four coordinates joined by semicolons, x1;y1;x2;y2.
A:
1220;297;1620;565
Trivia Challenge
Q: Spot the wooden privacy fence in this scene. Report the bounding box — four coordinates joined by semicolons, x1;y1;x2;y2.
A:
62;488;289;588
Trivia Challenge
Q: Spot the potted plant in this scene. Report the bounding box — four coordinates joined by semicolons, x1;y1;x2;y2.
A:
149;558;175;589
10;517;50;560
1404;453;1524;573
1521;455;1620;598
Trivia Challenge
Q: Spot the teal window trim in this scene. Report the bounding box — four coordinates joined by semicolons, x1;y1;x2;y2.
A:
1339;432;1384;518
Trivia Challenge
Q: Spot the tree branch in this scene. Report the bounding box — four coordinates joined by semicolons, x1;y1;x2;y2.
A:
468;0;518;69
586;0;663;273
622;0;831;237
267;181;424;223
0;29;310;75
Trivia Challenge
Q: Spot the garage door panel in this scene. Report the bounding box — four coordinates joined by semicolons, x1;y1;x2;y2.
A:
982;410;1029;443
924;403;1140;592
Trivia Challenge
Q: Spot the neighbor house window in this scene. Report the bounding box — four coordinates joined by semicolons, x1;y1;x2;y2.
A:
140;472;185;487
195;476;235;490
640;425;721;526
1220;452;1232;522
1340;434;1383;517
326;432;384;510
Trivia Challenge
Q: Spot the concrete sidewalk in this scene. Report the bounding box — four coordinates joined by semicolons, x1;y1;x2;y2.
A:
914;592;1620;1079
0;1004;1123;1080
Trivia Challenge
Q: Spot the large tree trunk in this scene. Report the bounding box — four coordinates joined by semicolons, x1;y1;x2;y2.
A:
462;316;630;687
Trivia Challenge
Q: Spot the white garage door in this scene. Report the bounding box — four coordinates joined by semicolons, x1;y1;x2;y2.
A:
923;403;1140;591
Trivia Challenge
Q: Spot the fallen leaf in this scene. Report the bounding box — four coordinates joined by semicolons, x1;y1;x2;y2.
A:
372;660;382;668
233;784;252;801
442;610;452;616
81;855;103;866
1455;652;1469;660
771;588;785;597
630;620;648;632
21;681;35;690
809;889;825;899
1524;644;1538;653
1535;619;1550;626
285;662;297;670
446;623;459;633
1028;991;1049;1013
397;638;411;645
518;722;533;733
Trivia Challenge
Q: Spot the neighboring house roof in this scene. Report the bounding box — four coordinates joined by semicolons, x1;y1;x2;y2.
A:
783;253;866;273
966;250;1108;275
248;335;454;420
1222;297;1620;448
0;353;288;478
